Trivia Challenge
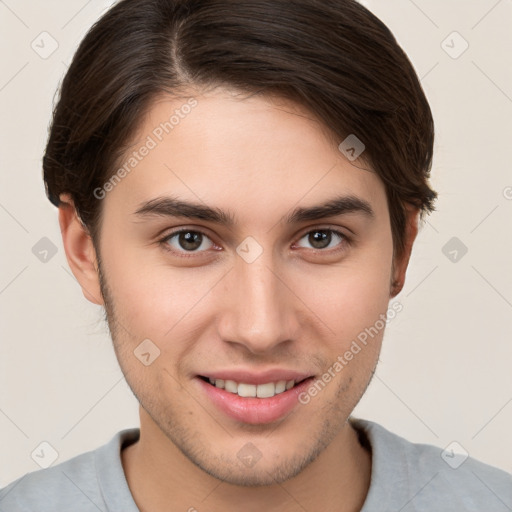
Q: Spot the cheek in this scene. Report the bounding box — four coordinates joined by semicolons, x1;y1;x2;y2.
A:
110;270;206;337
101;236;219;343
293;243;393;338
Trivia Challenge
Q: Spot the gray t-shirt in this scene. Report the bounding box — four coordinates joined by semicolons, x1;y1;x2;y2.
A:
1;417;511;511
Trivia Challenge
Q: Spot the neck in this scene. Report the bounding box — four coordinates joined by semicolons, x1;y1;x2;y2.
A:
122;408;371;512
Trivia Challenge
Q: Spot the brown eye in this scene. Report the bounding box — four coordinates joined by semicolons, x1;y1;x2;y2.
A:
296;229;347;251
161;230;214;254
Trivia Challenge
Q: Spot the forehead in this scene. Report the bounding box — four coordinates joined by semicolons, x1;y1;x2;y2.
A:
103;88;387;224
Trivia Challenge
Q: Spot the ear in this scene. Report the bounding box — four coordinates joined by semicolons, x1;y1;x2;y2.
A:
58;194;104;305
390;204;420;298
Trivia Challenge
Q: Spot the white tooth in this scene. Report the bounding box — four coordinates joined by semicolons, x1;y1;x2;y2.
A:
209;377;215;384
257;382;276;398
217;379;295;397
275;380;286;394
224;380;238;393
237;383;257;397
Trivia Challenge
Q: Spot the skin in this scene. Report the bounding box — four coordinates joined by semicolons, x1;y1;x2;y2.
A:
58;87;418;512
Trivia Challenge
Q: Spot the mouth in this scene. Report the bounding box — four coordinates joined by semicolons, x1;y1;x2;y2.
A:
198;375;311;398
195;374;316;424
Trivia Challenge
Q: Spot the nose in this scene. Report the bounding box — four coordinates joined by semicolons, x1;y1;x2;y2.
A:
216;250;299;354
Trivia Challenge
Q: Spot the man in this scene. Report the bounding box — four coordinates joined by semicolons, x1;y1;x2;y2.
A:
1;0;510;510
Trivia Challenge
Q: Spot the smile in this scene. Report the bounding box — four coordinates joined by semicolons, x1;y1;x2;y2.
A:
200;376;307;398
196;374;316;424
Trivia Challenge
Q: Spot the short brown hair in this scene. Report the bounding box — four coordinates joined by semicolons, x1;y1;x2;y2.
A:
43;0;437;259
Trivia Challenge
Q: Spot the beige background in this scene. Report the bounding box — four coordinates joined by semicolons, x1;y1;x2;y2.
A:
1;0;511;486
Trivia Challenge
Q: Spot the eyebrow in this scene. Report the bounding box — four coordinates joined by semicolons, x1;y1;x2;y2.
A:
133;194;374;226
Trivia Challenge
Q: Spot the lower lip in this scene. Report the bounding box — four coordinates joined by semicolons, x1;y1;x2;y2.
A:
196;376;315;425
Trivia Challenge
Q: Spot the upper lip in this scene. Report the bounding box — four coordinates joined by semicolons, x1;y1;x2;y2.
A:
198;369;314;385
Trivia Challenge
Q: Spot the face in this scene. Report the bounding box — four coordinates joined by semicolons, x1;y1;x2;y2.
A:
82;88;399;485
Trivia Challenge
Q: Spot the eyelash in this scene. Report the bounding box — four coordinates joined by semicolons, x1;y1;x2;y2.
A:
158;227;351;258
